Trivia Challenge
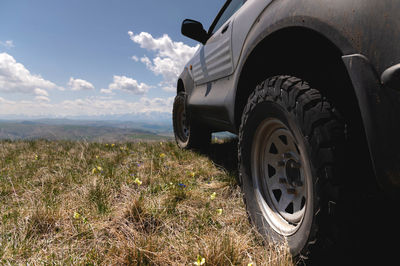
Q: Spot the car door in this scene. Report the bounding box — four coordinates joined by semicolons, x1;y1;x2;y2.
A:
191;0;246;85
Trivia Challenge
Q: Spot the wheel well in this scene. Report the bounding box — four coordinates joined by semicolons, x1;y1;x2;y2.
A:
235;27;364;136
235;26;374;177
177;79;185;94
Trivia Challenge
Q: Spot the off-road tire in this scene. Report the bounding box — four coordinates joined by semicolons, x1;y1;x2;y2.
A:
173;92;211;149
238;75;346;262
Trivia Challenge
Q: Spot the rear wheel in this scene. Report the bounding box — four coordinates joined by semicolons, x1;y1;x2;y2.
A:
173;92;211;149
238;76;346;260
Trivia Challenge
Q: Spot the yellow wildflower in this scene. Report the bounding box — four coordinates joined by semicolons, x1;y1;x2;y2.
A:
134;178;142;186
159;153;166;158
190;172;195;178
248;263;254;266
217;208;223;215
111;143;115;147
92;168;97;174
73;212;80;220
34;154;38;160
210;192;216;200
106;144;109;147
194;255;205;266
96;166;103;171
96;155;99;159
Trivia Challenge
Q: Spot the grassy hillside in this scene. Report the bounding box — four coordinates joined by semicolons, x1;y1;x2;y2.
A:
0;139;292;265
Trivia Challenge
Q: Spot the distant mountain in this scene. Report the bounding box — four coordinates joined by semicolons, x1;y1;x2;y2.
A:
0;111;173;132
23;119;173;134
0;114;239;142
0;119;173;142
0;111;172;124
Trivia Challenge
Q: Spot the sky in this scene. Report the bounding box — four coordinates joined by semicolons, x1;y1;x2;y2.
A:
0;0;225;120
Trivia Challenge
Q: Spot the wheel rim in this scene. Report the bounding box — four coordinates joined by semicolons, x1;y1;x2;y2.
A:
251;118;311;236
176;101;189;142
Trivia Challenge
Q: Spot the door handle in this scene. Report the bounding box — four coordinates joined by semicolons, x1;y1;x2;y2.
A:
221;23;230;34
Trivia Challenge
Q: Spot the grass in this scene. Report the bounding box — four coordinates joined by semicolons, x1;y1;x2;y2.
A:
0;139;292;265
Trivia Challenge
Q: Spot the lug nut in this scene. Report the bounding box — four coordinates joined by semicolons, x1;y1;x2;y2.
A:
290;161;301;169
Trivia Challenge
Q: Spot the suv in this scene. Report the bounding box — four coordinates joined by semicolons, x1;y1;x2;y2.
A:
173;0;400;261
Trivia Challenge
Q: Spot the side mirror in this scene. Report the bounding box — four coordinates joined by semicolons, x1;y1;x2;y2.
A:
181;19;208;44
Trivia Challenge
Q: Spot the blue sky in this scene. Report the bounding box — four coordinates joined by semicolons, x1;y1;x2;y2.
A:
0;0;225;119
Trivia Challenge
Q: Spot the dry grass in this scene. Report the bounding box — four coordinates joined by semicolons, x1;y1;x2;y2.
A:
0;139;293;265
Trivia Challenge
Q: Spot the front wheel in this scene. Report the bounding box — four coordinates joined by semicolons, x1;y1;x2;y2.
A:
238;76;346;260
173;92;211;149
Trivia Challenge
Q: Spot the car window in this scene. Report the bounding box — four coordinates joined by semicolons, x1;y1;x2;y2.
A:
210;0;246;35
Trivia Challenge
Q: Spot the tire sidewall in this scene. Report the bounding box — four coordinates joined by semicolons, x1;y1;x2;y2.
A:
240;100;318;256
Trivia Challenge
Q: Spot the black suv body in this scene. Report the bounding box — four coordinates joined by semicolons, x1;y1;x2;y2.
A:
174;0;400;260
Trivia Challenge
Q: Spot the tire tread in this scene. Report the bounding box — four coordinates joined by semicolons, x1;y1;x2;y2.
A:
238;75;346;261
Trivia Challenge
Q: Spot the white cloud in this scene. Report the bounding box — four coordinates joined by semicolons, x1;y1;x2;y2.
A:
140;56;152;67
0;95;174;117
34;88;49;97
128;31;199;92
0;40;14;49
0;52;58;94
131;55;139;62
60;96;173;115
35;95;50;102
108;75;150;95
100;88;114;95
68;77;95;91
0;96;15;104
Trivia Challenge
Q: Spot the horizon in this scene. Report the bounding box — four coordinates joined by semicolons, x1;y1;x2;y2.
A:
0;110;173;123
